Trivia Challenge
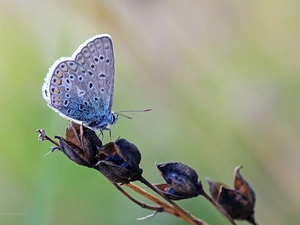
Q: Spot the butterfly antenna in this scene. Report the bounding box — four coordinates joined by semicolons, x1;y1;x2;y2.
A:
114;108;152;120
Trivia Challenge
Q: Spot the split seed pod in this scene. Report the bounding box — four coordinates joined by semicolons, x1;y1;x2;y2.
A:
96;139;142;183
206;165;257;224
38;122;101;167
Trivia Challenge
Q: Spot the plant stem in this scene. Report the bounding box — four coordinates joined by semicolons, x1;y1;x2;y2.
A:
201;190;236;225
36;129;59;146
111;182;161;211
139;176;188;214
126;183;205;225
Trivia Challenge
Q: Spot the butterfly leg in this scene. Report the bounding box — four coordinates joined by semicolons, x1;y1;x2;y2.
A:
100;127;112;141
98;129;104;141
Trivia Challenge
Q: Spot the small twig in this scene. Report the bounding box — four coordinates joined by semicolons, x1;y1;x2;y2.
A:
43;147;58;156
248;216;260;225
36;129;59;146
201;190;236;225
137;211;158;220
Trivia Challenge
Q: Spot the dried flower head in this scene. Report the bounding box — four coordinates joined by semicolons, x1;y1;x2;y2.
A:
37;122;101;167
96;139;142;183
154;162;203;200
206;165;257;224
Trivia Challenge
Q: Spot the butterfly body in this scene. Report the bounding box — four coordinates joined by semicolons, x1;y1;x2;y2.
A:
42;34;117;130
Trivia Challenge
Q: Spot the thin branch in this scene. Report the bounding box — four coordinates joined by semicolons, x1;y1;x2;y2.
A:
126;183;172;209
36;129;59;146
137;211;158;220
248;216;260;225
201;190;236;225
111;182;161;211
139;176;191;216
126;182;207;225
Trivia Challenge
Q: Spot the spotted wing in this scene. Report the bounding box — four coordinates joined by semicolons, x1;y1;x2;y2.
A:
42;60;103;124
42;34;115;129
73;34;115;114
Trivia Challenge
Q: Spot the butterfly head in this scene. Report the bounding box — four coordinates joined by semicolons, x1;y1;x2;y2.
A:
83;112;117;131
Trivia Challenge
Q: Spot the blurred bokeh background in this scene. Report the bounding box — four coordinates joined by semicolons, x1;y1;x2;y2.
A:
1;0;299;224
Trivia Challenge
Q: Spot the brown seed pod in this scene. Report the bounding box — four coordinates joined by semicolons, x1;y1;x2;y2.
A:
206;165;257;224
96;139;142;183
37;122;101;167
155;162;203;200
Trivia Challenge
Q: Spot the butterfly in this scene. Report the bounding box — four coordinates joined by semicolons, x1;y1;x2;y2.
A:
42;34;118;131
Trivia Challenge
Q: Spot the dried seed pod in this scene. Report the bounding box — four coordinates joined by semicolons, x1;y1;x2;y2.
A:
55;136;92;167
206;166;257;224
115;139;141;172
206;178;229;201
218;186;254;221
65;121;102;164
234;165;255;205
61;122;101;165
156;162;203;200
96;139;142;183
38;122;101;167
153;183;194;200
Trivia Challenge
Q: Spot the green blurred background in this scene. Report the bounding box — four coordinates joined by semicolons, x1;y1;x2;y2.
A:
1;0;299;224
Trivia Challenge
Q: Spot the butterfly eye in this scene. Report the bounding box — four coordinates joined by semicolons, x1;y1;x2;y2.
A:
112;114;116;123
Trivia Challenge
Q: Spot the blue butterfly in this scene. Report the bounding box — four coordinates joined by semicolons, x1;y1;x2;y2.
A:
42;34;117;131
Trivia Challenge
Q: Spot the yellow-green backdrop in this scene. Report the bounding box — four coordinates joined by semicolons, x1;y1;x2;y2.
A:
0;1;299;225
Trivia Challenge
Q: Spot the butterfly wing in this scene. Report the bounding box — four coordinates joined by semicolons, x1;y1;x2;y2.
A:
74;35;115;115
42;34;115;130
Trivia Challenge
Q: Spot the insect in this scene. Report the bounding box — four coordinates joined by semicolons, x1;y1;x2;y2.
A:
42;34;151;132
